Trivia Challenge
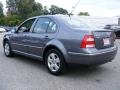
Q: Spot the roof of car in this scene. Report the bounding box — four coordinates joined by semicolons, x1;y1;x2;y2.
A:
30;15;69;19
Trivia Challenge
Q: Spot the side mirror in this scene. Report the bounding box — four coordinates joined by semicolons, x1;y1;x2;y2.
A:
11;28;17;33
19;26;29;32
21;27;27;31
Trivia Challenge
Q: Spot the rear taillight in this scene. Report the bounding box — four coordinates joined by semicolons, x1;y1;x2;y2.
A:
81;35;95;48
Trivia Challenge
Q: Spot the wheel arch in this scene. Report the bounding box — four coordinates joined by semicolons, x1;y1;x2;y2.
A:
43;42;68;62
3;38;9;46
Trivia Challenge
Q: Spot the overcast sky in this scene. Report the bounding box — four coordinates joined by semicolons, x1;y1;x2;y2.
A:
0;0;120;17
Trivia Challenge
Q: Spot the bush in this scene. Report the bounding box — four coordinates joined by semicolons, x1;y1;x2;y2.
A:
0;15;21;26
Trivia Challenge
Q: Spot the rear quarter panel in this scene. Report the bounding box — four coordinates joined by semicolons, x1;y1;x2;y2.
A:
55;26;91;55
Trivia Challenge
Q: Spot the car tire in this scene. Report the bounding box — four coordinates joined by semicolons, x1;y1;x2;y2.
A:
4;41;14;57
45;49;66;75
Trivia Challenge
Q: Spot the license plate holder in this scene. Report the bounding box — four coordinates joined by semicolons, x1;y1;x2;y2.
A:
103;38;111;46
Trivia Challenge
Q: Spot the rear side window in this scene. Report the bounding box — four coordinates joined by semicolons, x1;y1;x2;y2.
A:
33;18;50;33
47;21;57;33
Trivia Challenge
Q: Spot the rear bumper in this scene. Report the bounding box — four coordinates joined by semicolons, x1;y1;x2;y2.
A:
67;45;117;65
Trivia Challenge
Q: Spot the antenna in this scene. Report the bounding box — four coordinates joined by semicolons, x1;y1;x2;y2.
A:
70;0;80;15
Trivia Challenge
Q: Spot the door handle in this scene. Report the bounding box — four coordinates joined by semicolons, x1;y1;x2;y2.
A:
45;36;49;39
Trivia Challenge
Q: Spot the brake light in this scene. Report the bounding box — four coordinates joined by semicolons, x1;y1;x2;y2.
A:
81;35;95;48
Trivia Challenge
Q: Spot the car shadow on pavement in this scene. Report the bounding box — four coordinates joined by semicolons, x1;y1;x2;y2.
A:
65;65;107;77
11;54;109;77
10;54;48;72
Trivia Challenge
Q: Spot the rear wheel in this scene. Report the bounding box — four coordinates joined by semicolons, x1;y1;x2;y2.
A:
45;49;66;75
4;41;14;57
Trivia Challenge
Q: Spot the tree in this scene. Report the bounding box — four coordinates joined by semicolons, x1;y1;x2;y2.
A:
2;1;70;26
58;8;68;15
0;2;4;17
4;0;45;26
0;15;21;26
43;6;49;15
49;5;68;15
16;0;43;20
78;12;90;16
29;2;43;17
16;0;33;19
6;0;17;15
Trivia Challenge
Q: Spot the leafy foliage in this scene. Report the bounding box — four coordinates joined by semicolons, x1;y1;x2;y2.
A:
0;15;21;26
0;0;77;26
49;5;68;15
0;2;4;17
43;6;49;15
78;12;90;16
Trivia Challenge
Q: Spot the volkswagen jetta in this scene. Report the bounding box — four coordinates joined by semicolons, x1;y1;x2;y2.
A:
3;15;117;75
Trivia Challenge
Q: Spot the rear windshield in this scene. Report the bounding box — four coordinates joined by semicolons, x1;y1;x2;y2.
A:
59;16;91;28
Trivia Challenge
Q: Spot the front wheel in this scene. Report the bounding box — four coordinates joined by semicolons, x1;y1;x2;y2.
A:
4;41;14;57
45;49;66;75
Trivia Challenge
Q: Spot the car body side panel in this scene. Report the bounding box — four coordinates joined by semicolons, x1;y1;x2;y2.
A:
44;39;69;61
10;33;30;53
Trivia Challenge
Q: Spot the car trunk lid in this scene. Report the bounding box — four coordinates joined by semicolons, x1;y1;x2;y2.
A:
93;30;114;49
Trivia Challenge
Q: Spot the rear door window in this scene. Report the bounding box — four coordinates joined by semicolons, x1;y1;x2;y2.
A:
33;18;50;33
47;21;57;33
